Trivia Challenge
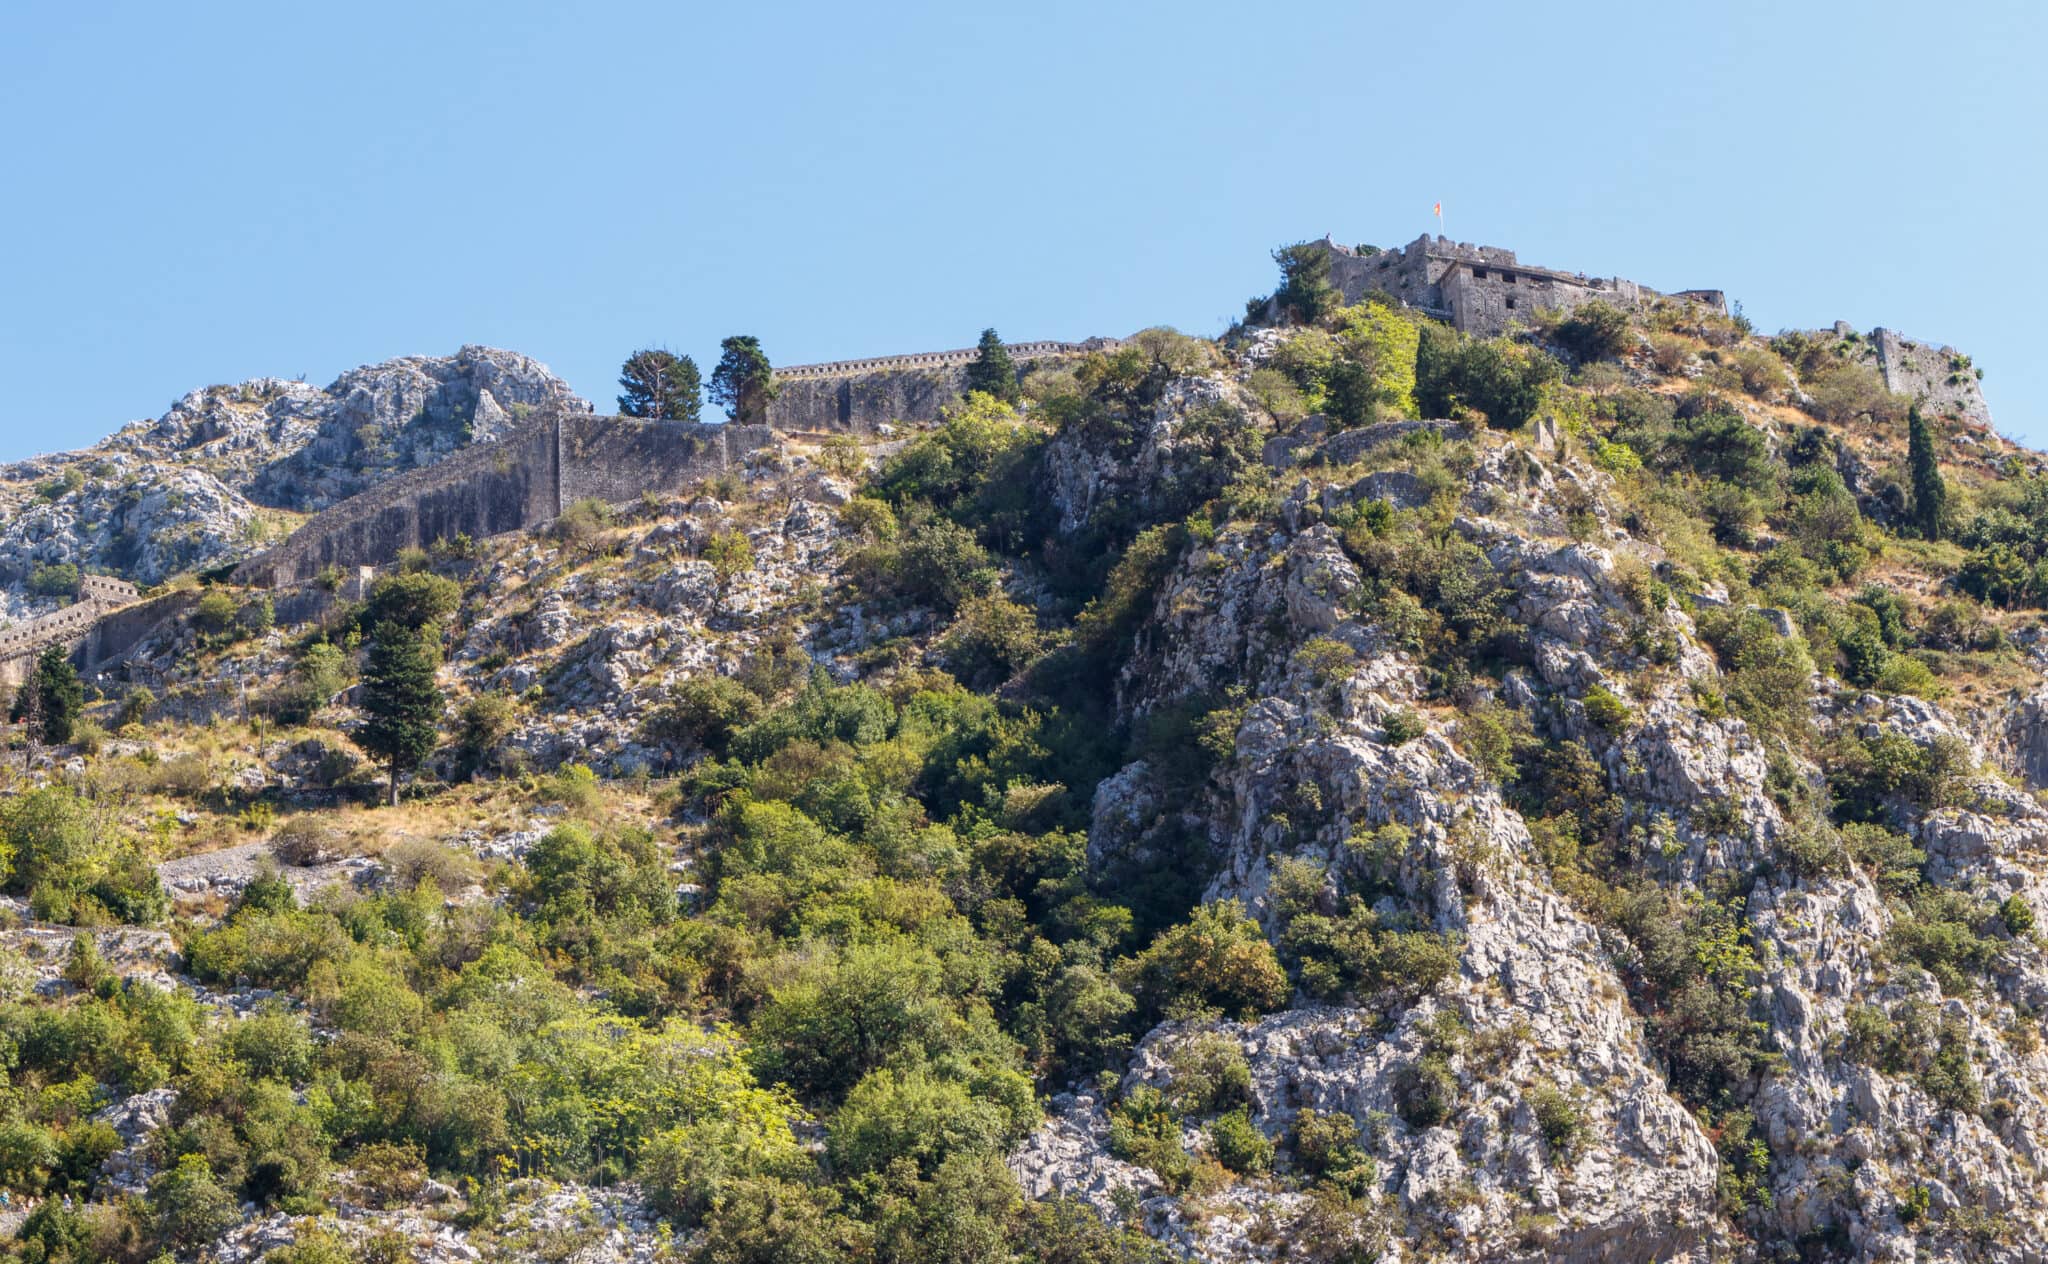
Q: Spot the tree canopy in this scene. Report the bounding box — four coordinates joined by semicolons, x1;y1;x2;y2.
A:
709;336;780;425
618;348;704;421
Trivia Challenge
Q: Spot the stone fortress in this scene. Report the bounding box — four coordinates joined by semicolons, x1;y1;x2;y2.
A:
1310;233;1728;335
2;232;1998;689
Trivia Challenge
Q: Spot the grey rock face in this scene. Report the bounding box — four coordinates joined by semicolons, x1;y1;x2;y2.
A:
0;346;583;592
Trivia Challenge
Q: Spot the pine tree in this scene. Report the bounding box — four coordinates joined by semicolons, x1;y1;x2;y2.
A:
1908;404;1948;541
1272;242;1339;324
617;349;703;421
963;328;1019;402
708;336;780;424
10;645;83;745
358;622;442;806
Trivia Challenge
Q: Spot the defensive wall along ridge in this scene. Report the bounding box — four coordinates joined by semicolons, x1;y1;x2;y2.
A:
235;337;1121;590
766;336;1125;433
233;412;772;589
14;240;1999;694
0;576;143;687
771;337;1126;381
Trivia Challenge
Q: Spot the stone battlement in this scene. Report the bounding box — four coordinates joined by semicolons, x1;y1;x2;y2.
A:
233;410;771;588
0;576;142;686
773;337;1124;381
1312;235;1724;336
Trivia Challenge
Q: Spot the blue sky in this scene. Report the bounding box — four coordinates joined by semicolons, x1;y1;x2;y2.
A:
3;0;2044;458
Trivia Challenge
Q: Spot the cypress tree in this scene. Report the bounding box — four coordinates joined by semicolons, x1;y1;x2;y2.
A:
1908;404;1948;540
964;328;1019;402
708;336;780;424
358;622;442;806
10;646;83;745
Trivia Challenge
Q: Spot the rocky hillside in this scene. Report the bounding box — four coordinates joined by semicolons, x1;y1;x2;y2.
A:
0;346;583;612
5;262;2048;1264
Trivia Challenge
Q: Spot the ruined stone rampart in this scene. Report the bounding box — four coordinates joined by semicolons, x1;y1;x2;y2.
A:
233;413;771;588
1314;235;1724;336
767;337;1124;432
1871;327;1994;429
77;591;199;677
0;578;145;686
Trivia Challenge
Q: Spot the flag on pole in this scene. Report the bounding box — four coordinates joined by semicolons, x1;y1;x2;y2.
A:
1433;201;1441;217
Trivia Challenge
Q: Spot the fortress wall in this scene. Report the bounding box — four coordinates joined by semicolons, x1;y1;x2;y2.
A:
79;591;198;675
767;340;1126;433
772;339;1121;382
1872;328;1994;429
234;415;775;589
768;366;968;433
234;423;561;587
557;417;769;505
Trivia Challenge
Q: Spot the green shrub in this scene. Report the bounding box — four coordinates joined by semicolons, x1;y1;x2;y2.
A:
151;1154;240;1250
1163;1031;1252;1116
1269;857;1459;1007
1580;685;1632;733
1288;1107;1374;1194
1887;887;2002;993
1393;1054;1457;1129
361;571;460;632
1204;1108;1273;1175
1381;708;1426;745
936;594;1048;687
1553;302;1634;361
1108;1086;1193;1190
1526;1083;1587;1161
827;1065;1028;1178
2000;893;2036;937
1120;901;1290;1023
643;674;765;756
27;563;81;600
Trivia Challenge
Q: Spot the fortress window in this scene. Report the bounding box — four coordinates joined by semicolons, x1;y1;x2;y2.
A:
1503;272;1517;284
1471;268;1487;280
1506;297;1517;309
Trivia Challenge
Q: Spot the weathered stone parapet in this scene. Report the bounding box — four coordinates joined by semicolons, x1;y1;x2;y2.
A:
0;577;146;686
232;412;772;588
1871;327;1994;429
772;337;1123;382
1313;234;1724;336
766;337;1126;433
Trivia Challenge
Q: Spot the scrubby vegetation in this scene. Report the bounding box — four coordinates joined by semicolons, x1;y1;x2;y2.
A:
2;244;2042;1261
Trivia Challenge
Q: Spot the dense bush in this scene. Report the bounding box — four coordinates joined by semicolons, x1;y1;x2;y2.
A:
0;786;167;925
1119;900;1289;1023
1552;301;1634;361
1414;324;1562;429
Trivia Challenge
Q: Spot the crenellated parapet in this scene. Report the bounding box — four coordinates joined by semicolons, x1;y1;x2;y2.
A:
772;337;1125;382
1310;235;1724;336
767;336;1125;433
0;576;143;686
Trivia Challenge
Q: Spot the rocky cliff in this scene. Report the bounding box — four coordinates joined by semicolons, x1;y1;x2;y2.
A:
0;346;584;607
